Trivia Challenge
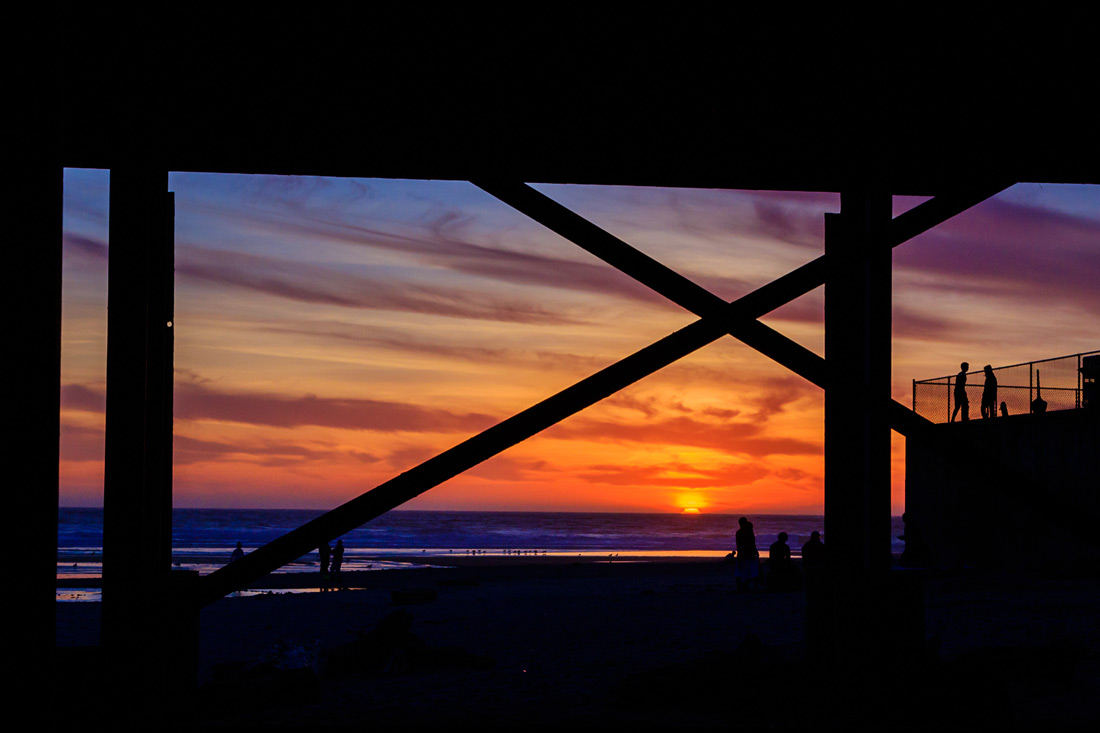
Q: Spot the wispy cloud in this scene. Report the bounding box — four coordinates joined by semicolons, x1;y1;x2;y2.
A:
173;380;500;433
547;414;821;456
63;233;108;261
173;434;381;467
896;197;1100;309
577;460;772;488
63;380;501;434
175;246;580;325
59;423;105;462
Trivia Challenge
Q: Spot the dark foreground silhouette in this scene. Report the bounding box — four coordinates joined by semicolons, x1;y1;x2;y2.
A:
733;517;759;592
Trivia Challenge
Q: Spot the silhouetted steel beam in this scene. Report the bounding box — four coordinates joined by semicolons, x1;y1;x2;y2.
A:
199;181;1006;603
474;180;1010;418
735;183;1015;317
476;180;1009;324
197;257;934;606
198;314;730;605
101;168;174;657
6;136;62;709
824;188;893;577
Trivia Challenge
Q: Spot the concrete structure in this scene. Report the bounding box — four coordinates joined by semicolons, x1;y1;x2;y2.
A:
906;406;1100;570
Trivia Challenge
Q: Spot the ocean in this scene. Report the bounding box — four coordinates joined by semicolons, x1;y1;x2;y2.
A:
57;508;907;600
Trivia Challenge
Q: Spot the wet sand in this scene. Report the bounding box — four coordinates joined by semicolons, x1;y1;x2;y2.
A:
56;558;1100;728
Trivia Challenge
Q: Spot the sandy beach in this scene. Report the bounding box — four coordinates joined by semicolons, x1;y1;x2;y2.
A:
55;557;1100;728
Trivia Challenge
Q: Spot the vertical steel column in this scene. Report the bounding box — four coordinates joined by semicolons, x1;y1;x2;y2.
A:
812;184;898;673
3;5;62;704
101;166;176;709
824;186;893;577
5;116;62;708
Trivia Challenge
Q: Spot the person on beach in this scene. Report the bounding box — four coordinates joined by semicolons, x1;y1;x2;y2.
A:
319;541;332;592
767;532;797;591
734;517;759;592
331;539;345;590
230;541;244;564
981;364;998;419
952;362;970;422
801;531;825;571
898;513;931;568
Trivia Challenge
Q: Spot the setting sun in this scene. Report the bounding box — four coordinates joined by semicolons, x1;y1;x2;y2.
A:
681;507;701;514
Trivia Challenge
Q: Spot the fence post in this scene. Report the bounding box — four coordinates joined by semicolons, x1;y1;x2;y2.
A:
948;376;953;422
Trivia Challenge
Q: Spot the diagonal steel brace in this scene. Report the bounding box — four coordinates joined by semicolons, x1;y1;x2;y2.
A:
198;180;1011;605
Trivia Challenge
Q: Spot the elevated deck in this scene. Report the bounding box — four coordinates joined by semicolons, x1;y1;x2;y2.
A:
906;406;1100;569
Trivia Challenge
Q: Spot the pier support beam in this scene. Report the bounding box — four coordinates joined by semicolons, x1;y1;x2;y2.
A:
101;166;181;715
4;81;62;707
824;186;893;578
816;184;906;670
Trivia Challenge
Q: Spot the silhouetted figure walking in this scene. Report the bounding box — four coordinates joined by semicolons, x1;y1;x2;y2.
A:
981;364;998;419
332;539;345;590
898;513;931;568
734;517;759;592
319;541;332;592
230;541;244;564
951;362;970;422
801;530;825;571
767;532;798;591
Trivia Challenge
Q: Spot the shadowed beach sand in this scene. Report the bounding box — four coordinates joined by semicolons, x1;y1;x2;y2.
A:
56;558;1100;728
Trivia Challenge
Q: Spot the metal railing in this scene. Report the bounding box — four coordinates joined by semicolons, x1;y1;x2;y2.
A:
912;349;1100;424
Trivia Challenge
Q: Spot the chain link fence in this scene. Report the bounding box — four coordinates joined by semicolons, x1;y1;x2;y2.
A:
913;350;1100;424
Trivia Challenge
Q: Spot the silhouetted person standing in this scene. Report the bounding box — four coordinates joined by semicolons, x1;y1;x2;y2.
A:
898;513;931;568
734;517;759;592
230;541;244;564
801;530;825;571
332;539;345;590
981;364;998;419
767;532;797;591
952;362;970;422
319;541;331;592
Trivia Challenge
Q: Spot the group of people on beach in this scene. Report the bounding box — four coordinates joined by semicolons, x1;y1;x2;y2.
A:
227;539;347;591
318;539;345;591
951;361;1004;422
732;517;824;592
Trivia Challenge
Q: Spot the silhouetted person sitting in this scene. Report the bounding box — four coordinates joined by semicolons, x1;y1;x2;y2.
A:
981;364;997;419
951;362;970;422
767;532;799;591
801;531;825;572
1000;400;1009;417
734;517;759;592
898;513;932;568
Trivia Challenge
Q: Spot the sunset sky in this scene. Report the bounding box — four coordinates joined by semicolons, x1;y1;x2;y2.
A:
59;171;1100;514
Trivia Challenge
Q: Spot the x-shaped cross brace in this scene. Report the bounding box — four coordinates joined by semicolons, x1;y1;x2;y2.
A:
198;179;1013;606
